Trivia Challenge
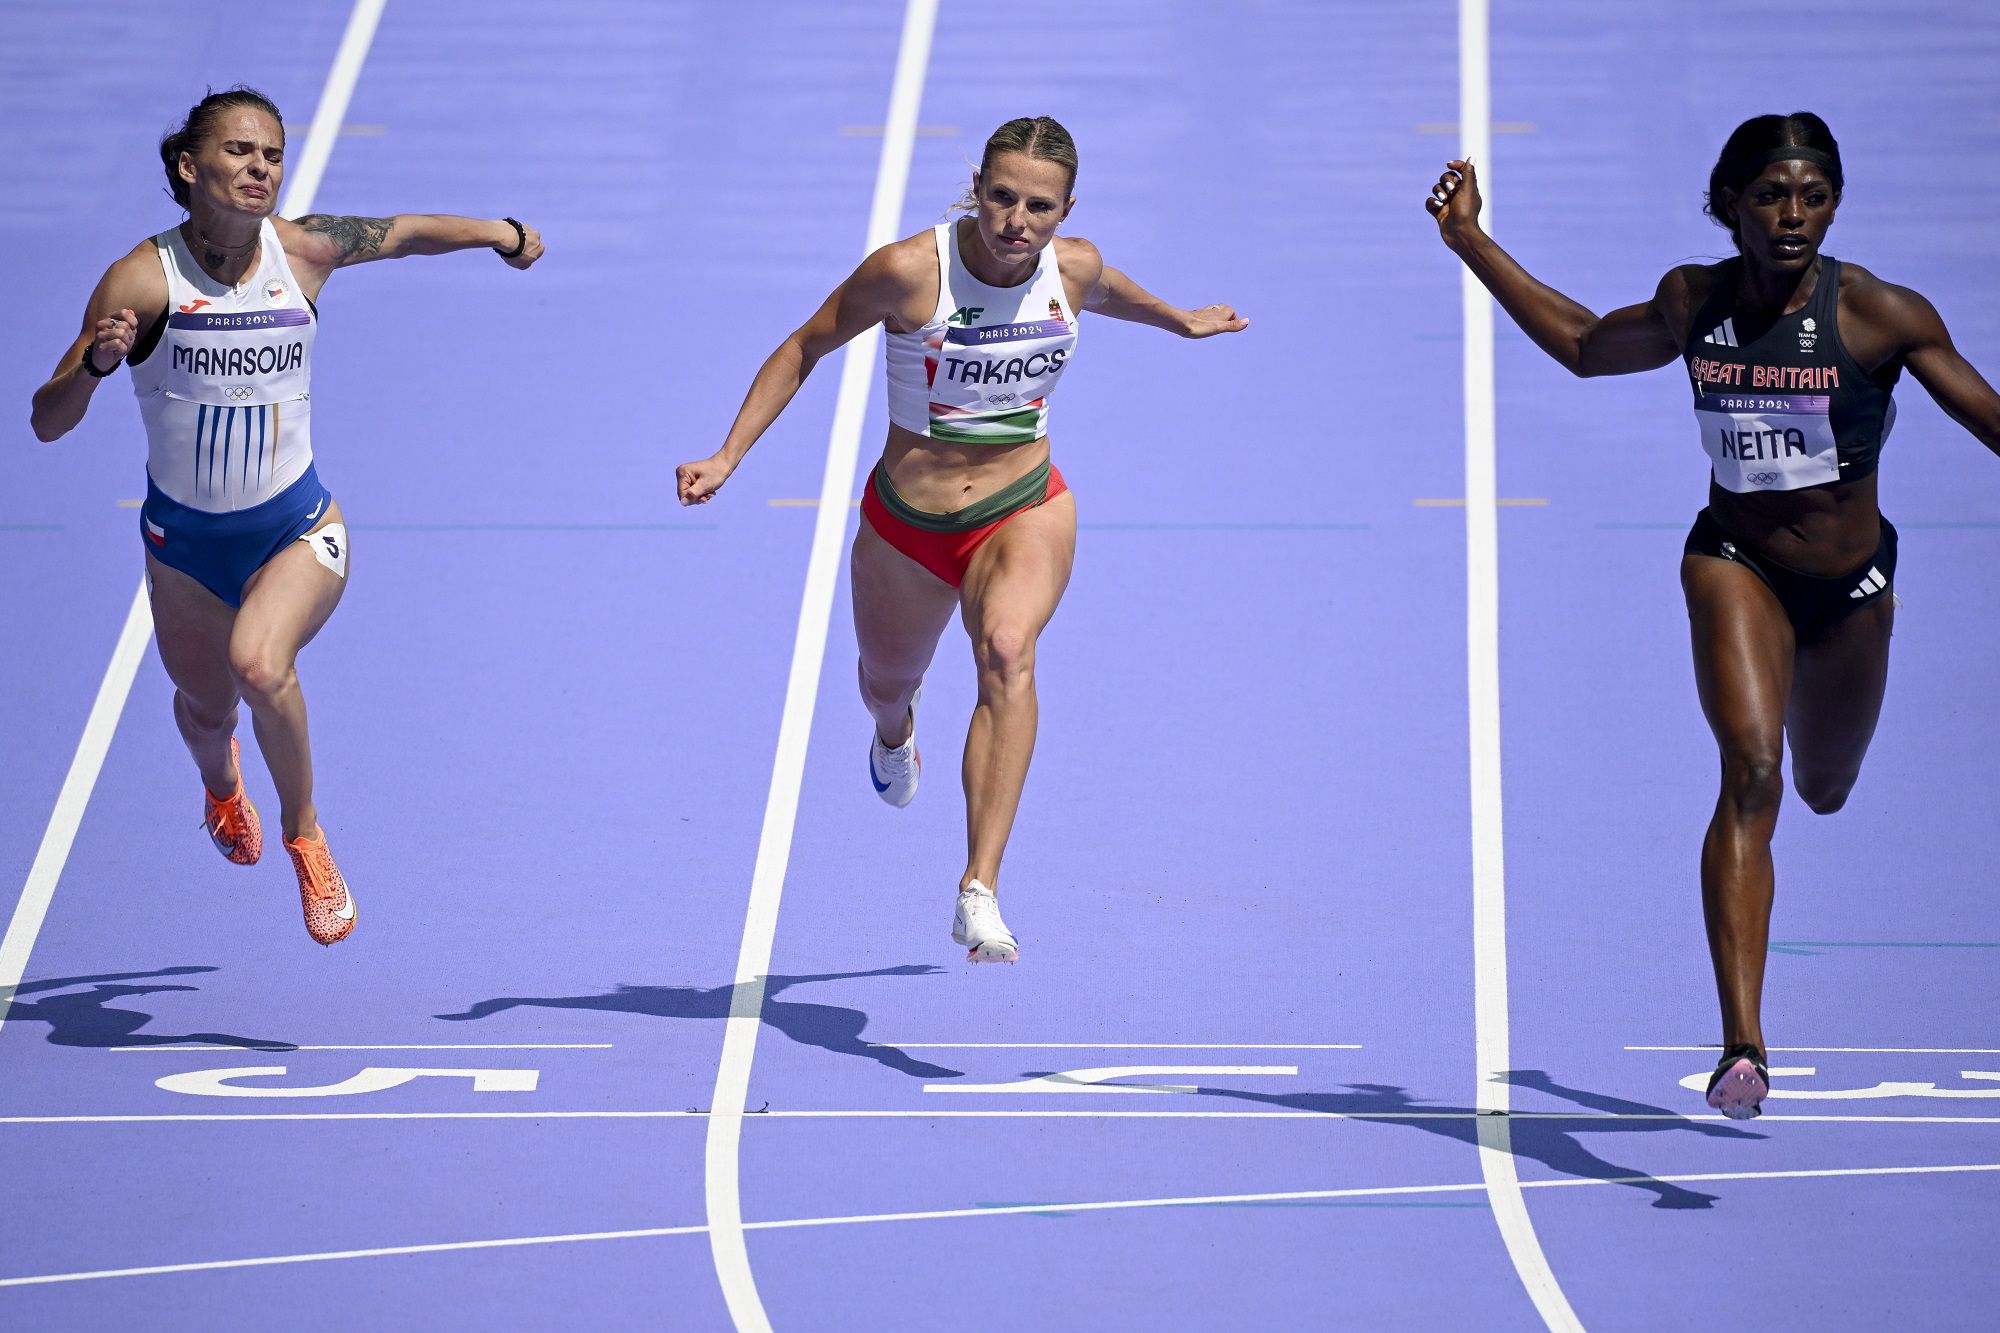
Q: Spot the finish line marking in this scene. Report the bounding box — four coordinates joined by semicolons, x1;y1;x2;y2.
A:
4;1160;1994;1288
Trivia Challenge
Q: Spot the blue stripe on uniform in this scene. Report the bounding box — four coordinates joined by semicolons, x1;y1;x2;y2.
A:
221;407;234;496
205;404;223;494
195;404;208;492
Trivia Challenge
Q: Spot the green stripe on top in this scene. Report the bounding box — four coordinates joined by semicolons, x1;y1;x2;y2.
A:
873;460;1052;534
930;421;1043;447
927;403;1045;447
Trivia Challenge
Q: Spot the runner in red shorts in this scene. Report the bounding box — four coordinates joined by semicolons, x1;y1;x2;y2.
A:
678;116;1245;962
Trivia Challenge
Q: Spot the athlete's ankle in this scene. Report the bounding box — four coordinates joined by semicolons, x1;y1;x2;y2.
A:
876;704;915;748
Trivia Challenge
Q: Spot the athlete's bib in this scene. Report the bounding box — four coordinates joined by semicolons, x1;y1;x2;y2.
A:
1696;391;1840;493
884;222;1079;446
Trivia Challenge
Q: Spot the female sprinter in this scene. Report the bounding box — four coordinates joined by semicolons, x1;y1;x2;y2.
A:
30;88;543;946
677;116;1246;963
1426;113;2000;1116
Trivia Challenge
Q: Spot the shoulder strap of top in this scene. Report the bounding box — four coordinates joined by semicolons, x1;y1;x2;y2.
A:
932;221;953;317
1683;261;1738;354
152;226;190;294
260;216;298;284
1811;255;1840;318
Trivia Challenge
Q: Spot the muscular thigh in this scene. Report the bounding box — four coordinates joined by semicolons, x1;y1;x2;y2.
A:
146;551;238;701
1681;554;1794;758
233;501;349;664
960;490;1076;640
1786;594;1893;774
851;515;960;673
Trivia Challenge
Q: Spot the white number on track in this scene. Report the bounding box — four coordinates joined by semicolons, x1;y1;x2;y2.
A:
1678;1067;2000;1100
156;1066;541;1098
925;1064;1298;1095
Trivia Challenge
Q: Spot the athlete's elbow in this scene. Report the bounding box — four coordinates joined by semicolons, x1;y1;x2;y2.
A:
28;403;69;443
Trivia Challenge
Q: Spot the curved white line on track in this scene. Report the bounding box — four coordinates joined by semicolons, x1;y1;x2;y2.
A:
0;0;388;1046
8;1160;1996;1289
1455;0;1582;1328
701;3;939;1328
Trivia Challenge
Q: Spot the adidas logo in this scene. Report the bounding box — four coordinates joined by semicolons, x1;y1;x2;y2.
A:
1849;566;1886;599
1701;318;1739;348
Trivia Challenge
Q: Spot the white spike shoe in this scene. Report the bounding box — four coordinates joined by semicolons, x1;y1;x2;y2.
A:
952;882;1018;964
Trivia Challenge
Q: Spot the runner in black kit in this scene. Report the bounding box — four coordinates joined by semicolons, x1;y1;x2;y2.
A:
1425;113;2000;1117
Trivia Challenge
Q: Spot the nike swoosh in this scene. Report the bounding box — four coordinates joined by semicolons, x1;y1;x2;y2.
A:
333;890;356;922
869;752;892;793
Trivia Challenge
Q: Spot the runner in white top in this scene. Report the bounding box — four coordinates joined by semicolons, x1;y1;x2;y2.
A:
30;87;543;946
677;117;1246;963
132;214;319;511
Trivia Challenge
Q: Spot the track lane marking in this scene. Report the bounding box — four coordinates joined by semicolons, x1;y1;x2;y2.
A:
1453;1;1581;1327
876;1042;1362;1049
0;0;388;1045
11;1109;2000;1125
105;1043;612;1052
702;5;939;1328
7;1160;1996;1288
1630;1046;2000;1054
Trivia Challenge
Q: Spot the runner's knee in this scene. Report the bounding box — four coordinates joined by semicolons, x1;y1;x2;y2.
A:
973;624;1036;688
174;687;237;734
858;658;920;708
1718;750;1784;821
229;644;296;702
1792;767;1856;816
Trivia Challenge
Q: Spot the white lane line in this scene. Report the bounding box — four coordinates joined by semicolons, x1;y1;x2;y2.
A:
107;1043;612;1052
702;4;939;1329
13;1109;2000;1126
878;1043;1363;1050
0;586;151;1043
1629;1046;2000;1055
7;1160;1996;1288
0;0;387;1045
279;0;390;220
1455;1;1579;1328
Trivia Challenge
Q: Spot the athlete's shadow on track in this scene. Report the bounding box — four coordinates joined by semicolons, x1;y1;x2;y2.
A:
1;966;297;1050
436;965;963;1079
1192;1070;1762;1210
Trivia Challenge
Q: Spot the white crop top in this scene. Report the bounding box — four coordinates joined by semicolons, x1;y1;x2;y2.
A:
130;218;317;511
882;221;1078;446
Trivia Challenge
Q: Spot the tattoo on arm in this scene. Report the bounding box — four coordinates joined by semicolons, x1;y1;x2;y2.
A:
296;214;393;264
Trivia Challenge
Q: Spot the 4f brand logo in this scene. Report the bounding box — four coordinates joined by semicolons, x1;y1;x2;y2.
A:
947;305;984;326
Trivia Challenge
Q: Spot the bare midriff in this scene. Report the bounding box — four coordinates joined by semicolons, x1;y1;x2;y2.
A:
1707;470;1882;577
881;421;1052;515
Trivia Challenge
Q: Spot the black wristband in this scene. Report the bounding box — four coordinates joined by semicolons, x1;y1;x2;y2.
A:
79;346;119;378
495;217;527;258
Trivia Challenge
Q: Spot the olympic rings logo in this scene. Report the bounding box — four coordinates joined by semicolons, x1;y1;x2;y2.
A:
223;386;254;402
1746;471;1781;486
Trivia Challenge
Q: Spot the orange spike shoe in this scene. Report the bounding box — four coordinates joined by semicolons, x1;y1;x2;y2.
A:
284;829;356;946
202;737;263;866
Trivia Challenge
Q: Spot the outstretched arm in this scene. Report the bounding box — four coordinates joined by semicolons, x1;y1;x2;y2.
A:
1868;284;2000;458
1427;159;1681;378
1069;237;1246;338
277;213;543;292
676;240;921;506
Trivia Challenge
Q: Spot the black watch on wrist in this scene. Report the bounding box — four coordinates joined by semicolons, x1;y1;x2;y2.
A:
80;346;119;378
495;217;527;259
